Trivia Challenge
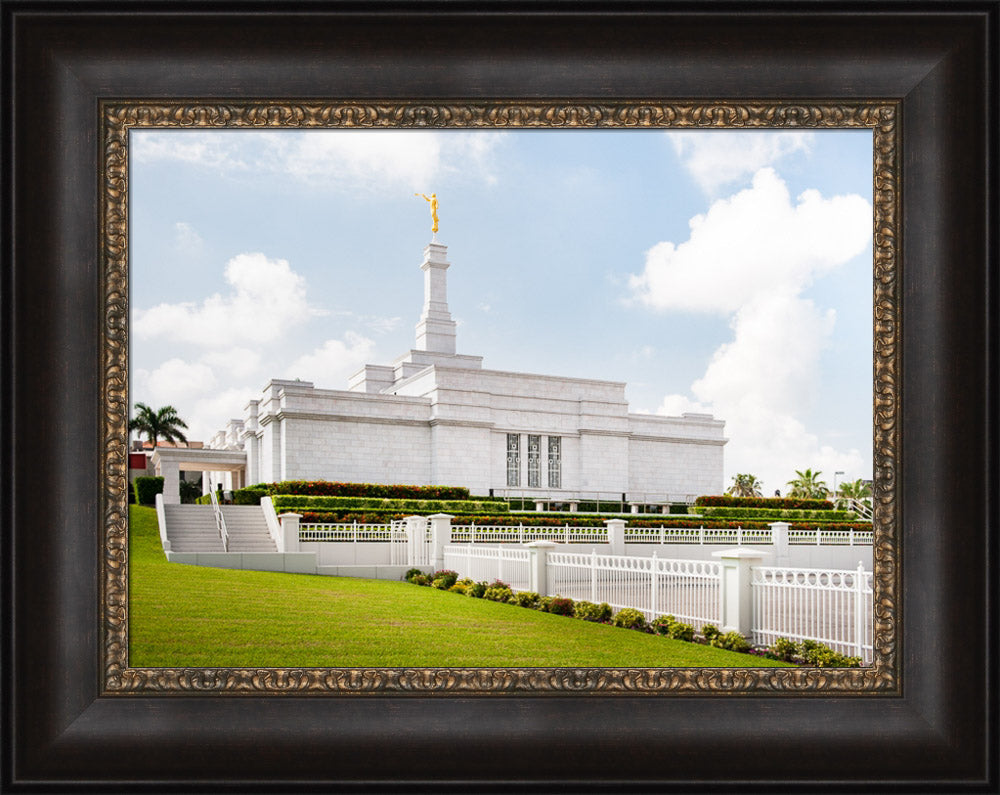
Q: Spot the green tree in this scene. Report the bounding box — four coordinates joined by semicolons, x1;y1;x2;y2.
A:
129;403;189;447
727;473;763;498
835;478;871;511
786;468;829;500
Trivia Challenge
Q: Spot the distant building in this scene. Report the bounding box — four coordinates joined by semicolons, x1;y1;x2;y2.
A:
202;239;727;507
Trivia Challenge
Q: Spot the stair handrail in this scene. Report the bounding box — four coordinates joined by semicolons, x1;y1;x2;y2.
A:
209;489;230;552
844;497;873;521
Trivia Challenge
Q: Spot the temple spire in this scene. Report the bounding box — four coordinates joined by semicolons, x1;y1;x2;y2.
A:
414;241;457;354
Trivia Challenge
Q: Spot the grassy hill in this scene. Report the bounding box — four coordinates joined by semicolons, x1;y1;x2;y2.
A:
129;506;789;669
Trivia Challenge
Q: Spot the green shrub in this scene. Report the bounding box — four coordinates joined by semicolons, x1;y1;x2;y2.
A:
573;601;612;622
263;480;470;500
695;495;833;510
793;638;863;668
448;582;469;595
133;476;164;505
612;608;647;630
403;568;424;582
539;596;575;616
271;495;509;513
770;637;798;661
709;631;751;653
701;624;721;641
483;584;514;603
412;574;432;586
650;615;695;641
431;570;458;589
195;493;213;505
512;591;540;608
466;581;488;598
699;506;854;521
233;487;269;505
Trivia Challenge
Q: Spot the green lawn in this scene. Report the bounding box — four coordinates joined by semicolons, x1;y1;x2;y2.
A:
129;506;789;668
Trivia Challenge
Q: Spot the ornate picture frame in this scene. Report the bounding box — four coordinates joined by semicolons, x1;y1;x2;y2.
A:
105;100;898;695
5;3;995;789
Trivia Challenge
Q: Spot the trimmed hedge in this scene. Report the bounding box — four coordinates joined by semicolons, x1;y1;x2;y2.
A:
700;506;854;521
252;480;470;500
695;495;833;510
271;495;509;513
133;476;164;505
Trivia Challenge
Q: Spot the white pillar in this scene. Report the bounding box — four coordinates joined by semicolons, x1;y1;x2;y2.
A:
569;502;579;513
428;513;453;570
629;503;640;514
526;540;557;596
534;500;546;512
604;518;626;556
769;521;790;566
278;512;301;553
712;549;766;636
160;458;180;505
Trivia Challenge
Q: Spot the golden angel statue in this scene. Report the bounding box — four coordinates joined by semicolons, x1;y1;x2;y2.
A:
414;192;439;234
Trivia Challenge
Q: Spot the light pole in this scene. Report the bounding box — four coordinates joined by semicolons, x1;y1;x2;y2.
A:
833;470;845;496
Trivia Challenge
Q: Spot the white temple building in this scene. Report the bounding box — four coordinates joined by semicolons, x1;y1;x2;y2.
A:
203;239;727;506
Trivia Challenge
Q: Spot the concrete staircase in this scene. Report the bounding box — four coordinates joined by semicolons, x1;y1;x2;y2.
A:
163;504;277;553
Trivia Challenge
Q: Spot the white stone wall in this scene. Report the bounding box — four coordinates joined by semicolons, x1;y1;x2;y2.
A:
627;439;724;500
280;417;432;484
229;366;726;498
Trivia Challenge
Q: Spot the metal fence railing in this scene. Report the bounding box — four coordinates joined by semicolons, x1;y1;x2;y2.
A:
751;563;873;661
442;546;532;592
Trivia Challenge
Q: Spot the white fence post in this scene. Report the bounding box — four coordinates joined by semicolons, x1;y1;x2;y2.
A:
712;549;766;636
769;521;790;566
650;551;658;617
590;548;597;601
605;518;626;556
526;541;557;596
278;512;301;553
428;513;453;571
854;561;866;658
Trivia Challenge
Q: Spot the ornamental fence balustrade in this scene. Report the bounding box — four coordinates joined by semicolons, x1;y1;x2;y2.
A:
296;519;873;547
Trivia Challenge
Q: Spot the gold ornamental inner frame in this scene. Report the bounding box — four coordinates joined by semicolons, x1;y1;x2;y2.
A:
102;100;899;695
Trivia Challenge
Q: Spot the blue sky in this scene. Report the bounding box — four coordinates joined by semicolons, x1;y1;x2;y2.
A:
130;127;873;495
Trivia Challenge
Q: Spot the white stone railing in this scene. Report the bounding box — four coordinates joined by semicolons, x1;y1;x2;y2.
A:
154;492;170;552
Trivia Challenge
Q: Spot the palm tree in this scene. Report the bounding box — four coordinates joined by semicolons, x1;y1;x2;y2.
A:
786;468;829;500
129;403;189;447
835;478;871;511
727;473;763;498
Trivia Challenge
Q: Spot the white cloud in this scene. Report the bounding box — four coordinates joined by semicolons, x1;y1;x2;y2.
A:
283;332;376;384
667;131;813;195
134;252;319;346
639;168;872;494
132;132;249;171
201;347;262;379
629;168;870;315
172;222;204;257
133;129;506;192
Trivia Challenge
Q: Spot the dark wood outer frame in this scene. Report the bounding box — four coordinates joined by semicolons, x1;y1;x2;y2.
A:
3;2;996;790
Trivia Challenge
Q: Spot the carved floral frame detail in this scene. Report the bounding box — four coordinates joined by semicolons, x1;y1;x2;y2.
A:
102;101;899;694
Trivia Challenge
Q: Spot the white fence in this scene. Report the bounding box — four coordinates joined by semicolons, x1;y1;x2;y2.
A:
299;522;398;542
442;546;531;591
547;550;721;627
447;524;872;547
751;563;873;660
451;524;607;544
298;521;872;548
